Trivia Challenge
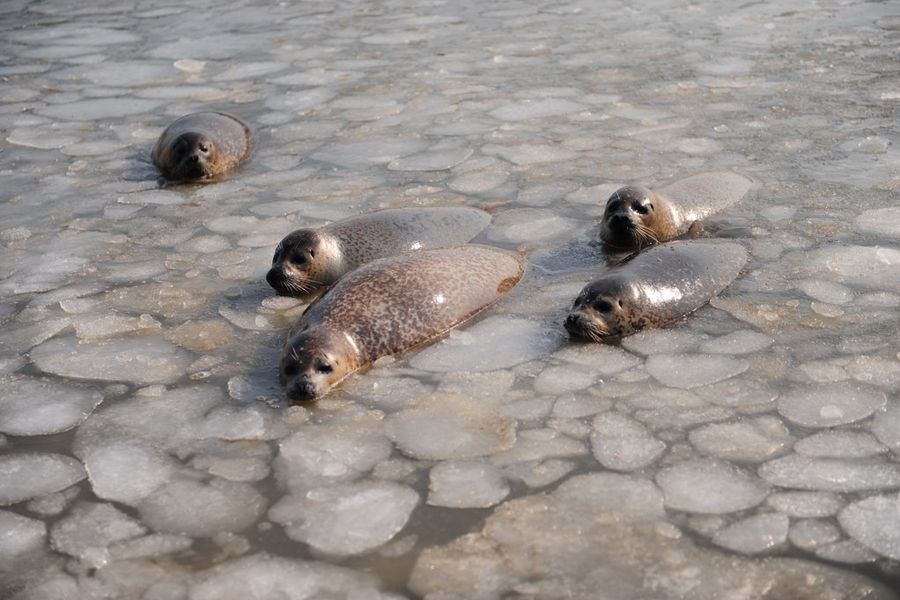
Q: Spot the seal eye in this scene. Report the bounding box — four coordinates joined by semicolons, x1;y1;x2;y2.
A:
592;299;613;313
292;253;307;265
315;359;332;374
198;143;209;153
284;364;298;377
632;203;649;215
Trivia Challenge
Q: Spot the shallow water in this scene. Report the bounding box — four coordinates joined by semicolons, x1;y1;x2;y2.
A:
2;0;900;598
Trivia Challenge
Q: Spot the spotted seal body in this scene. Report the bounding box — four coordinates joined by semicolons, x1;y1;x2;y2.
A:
565;240;747;341
266;207;491;300
599;172;753;250
280;245;524;401
151;112;253;183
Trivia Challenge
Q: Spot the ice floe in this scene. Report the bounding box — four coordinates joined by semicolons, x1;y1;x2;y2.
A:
410;317;562;373
30;336;193;385
385;394;516;460
427;460;509;508
839;493;900;560
50;501;145;565
0;453;86;505
656;459;769;514
767;491;844;518
276;414;393;492
269;480;419;556
590;412;665;471
759;454;900;492
789;518;842;551
189;554;394;600
0;376;103;436
138;479;266;538
857;207;900;238
646;353;750;389
777;382;886;428
712;513;789;555
0;510;46;564
689;416;793;463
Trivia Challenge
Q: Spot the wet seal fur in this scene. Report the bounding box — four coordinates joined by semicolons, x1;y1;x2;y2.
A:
565;240;747;341
599;172;753;251
151;112;253;183
267;207;491;301
279;245;524;402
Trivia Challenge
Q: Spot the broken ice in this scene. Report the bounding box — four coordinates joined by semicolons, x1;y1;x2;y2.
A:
269;481;419;556
0;376;103;436
4;0;900;595
0;453;86;505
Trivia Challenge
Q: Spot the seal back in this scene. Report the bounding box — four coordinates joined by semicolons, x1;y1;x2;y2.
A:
566;240;747;339
301;244;524;361
281;245;524;400
268;207;491;300
657;171;754;225
325;207;491;267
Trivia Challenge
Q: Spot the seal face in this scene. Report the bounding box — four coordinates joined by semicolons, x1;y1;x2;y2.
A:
151;112;253;183
267;230;345;300
598;172;753;251
279;245;524;402
565;240;747;341
267;207;491;301
565;275;638;340
599;186;678;251
280;327;361;401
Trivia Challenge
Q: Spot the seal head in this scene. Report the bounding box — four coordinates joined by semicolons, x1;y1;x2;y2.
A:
279;326;361;402
599;186;677;250
564;275;639;341
151;112;253;183
266;229;346;300
161;132;217;182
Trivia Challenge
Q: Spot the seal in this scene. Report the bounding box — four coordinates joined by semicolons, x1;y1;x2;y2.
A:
279;245;524;401
266;206;491;300
598;172;753;250
151;112;253;183
564;240;747;341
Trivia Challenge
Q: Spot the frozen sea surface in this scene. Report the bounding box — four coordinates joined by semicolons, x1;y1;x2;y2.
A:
2;0;900;597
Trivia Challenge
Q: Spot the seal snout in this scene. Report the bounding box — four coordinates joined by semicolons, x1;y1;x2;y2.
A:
286;375;320;403
564;311;593;339
266;266;286;289
608;213;635;230
563;306;611;343
563;313;582;335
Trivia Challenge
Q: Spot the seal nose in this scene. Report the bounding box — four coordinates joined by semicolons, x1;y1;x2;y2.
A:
286;375;319;403
189;153;200;164
563;313;581;334
610;214;632;228
266;266;285;289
